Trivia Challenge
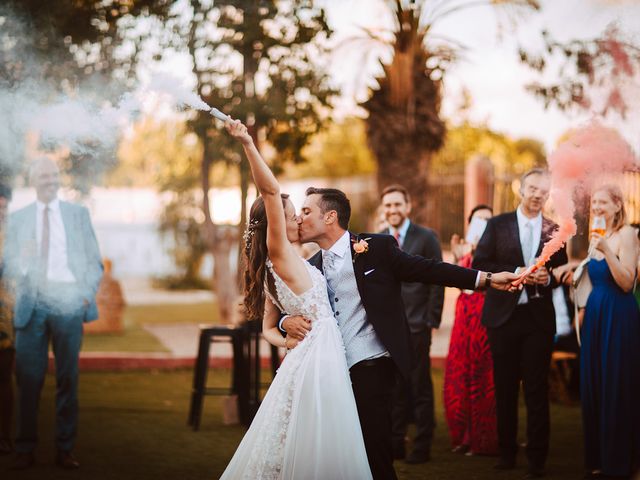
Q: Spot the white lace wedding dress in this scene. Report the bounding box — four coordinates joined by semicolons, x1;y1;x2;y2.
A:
219;258;372;480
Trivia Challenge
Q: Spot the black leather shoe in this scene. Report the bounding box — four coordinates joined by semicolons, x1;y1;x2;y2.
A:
583;471;603;479
451;444;470;454
523;466;545;478
11;452;35;470
494;458;516;470
405;450;431;464
56;451;80;469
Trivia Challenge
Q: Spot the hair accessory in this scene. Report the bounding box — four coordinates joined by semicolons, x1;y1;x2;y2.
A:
243;219;261;252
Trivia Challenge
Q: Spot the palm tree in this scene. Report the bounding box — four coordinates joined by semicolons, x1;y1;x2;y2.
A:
359;0;539;225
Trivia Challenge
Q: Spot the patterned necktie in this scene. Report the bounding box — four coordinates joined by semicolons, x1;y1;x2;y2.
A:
40;206;50;278
393;230;402;249
322;250;337;290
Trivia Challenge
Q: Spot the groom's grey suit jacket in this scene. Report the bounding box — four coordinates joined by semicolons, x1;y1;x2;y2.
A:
4;201;103;328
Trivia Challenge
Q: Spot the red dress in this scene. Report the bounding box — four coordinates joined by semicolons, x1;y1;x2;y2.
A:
443;253;498;455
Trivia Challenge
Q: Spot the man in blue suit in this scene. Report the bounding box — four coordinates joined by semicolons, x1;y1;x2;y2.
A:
4;157;102;470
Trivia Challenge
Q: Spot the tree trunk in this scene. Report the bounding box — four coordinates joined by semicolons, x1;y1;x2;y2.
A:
199;125;238;323
375;138;433;228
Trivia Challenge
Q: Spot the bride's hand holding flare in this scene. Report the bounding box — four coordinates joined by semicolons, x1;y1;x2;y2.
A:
225;118;253;146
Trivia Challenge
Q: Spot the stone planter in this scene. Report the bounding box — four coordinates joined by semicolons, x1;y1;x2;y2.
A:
84;258;126;335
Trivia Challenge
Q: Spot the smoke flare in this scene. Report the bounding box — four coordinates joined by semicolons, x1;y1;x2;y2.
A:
515;119;637;283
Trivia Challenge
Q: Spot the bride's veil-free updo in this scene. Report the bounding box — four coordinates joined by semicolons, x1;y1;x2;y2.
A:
243;193;290;320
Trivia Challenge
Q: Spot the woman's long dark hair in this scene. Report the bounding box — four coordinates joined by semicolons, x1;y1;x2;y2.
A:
243;193;290;321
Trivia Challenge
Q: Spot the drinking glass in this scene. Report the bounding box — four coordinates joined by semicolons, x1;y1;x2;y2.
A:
589;215;606;258
529;256;542;299
591;215;606;236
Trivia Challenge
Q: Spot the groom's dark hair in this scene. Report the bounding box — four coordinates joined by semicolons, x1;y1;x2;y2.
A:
306;187;351;230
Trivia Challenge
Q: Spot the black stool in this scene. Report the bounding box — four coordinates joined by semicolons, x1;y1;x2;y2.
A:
187;324;247;431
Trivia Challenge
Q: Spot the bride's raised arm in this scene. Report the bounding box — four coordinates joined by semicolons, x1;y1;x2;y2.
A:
225;120;289;259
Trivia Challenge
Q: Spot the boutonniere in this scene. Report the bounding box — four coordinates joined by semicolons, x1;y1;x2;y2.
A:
351;237;370;263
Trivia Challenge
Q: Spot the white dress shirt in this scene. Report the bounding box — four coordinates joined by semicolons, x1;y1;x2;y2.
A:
552;286;572;336
36;198;76;283
322;230;351;277
516;206;542;304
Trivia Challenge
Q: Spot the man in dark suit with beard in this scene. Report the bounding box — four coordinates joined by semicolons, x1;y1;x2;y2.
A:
473;168;568;478
281;187;521;480
379;184;443;464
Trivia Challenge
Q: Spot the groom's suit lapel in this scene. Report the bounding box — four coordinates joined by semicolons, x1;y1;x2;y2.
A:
349;232;368;301
309;250;323;273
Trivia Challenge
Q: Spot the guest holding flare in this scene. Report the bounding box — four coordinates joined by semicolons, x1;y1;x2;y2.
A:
444;205;498;457
580;184;640;479
473;168;568;478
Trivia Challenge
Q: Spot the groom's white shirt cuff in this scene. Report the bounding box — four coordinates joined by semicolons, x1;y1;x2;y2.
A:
278;315;290;333
475;271;481;289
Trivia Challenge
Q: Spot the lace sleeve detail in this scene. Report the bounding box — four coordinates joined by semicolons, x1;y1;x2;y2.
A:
265;259;286;313
265;287;285;314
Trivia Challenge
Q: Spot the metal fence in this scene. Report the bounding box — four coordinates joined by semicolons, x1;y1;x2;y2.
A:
428;167;640;252
428;170;518;246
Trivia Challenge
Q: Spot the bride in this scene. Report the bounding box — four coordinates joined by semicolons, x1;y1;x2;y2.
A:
219;119;373;480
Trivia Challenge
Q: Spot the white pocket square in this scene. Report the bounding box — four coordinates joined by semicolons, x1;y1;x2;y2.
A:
364;269;375;276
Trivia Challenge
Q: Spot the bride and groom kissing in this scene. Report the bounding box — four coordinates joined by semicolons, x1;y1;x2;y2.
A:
220;119;520;480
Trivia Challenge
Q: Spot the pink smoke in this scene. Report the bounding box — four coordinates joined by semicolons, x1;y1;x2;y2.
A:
599;25;634;78
540;119;637;265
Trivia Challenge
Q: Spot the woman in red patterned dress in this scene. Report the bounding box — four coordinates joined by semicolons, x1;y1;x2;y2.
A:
444;205;498;456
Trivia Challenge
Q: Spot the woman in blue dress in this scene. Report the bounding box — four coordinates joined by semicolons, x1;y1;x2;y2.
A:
581;184;640;479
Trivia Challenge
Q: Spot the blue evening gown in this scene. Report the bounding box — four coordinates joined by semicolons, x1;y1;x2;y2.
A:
580;258;640;476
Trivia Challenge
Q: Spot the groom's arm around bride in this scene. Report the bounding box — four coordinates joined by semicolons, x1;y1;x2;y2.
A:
284;228;520;378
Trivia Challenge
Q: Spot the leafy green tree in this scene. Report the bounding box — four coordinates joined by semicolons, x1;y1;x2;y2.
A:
286;117;376;179
354;0;539;225
145;1;335;319
4;1;335;320
520;24;640;117
0;1;172;189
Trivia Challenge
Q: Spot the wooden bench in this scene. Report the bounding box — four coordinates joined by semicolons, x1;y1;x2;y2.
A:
549;351;578;405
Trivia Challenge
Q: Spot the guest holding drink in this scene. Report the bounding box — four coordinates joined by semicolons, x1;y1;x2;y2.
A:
581;184;640;479
473;168;568;478
444;205;498;456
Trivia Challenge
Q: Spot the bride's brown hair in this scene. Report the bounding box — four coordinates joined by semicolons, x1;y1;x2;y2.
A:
243;193;290;320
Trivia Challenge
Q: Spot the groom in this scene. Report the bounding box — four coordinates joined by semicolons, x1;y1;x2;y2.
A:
281;187;519;479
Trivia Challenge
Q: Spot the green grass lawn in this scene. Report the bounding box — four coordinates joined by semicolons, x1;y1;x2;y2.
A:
0;369;585;480
81;302;219;353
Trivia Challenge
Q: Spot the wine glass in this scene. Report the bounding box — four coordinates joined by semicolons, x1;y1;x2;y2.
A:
591;215;606;236
589;215;606;258
529;256;543;299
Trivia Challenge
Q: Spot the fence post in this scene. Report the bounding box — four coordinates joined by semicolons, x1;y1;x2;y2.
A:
465;155;494;221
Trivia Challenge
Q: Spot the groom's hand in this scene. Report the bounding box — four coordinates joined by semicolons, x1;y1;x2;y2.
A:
282;315;311;341
489;271;522;292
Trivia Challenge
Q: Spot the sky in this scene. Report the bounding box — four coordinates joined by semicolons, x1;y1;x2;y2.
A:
320;0;640;152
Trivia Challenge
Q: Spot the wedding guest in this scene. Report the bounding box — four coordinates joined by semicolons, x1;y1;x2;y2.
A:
473;168;568;478
4;157;103;470
443;204;498;456
550;263;580;402
380;184;444;464
631;223;640;307
580;184;640;479
0;184;14;455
